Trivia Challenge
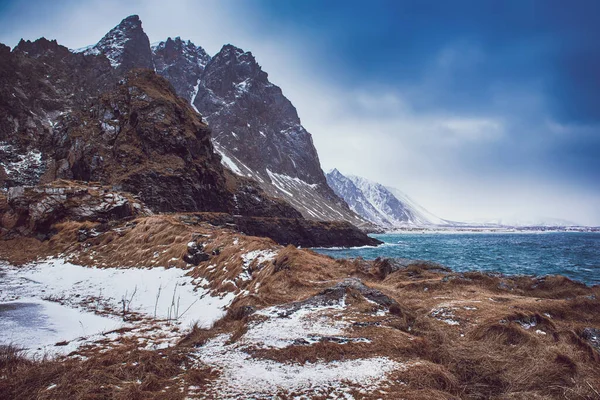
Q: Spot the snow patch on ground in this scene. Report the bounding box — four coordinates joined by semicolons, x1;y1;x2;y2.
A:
0;259;236;356
239;249;277;281
430;306;460;326
0;298;120;357
191;295;400;397
242;299;348;349
196;333;400;398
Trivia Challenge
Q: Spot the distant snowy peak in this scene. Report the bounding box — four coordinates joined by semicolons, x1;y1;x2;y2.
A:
384;186;449;226
346;175;418;225
82;15;153;72
326;169;393;227
326;170;448;228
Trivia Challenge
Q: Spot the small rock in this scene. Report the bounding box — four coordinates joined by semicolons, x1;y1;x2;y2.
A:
581;328;600;351
183;242;209;265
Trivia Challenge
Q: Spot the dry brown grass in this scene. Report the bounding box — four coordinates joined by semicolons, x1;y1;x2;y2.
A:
2;208;600;399
0;343;219;400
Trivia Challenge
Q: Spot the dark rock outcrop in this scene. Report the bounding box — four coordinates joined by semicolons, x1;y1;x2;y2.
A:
152;37;210;103
181;213;382;248
183;241;210;265
373;257;451;278
233;217;381;248
0;181;150;239
274;278;400;316
581;328;600;352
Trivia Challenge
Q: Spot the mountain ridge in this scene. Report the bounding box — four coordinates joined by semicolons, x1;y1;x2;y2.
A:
0;17;379;247
71;15;368;227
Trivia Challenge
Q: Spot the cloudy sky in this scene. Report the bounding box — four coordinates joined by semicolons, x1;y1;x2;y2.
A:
1;0;599;225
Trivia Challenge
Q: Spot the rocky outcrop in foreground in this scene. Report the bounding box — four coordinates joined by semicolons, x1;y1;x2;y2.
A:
0;180;379;249
181;213;383;248
0;181;150;240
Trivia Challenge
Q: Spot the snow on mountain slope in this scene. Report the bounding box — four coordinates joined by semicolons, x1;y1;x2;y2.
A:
325;169;393;227
191;44;367;226
326;169;448;228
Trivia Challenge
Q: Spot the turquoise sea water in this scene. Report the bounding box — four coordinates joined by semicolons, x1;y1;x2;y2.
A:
314;232;600;286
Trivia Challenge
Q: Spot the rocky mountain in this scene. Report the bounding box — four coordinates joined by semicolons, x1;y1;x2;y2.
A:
151;37;210;104
326;169;448;228
75;15;366;226
0;41;293;217
81;15;153;74
191;44;366;226
0;20;378;247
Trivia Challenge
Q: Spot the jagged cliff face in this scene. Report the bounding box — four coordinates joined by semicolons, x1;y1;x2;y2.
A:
152;37;210;104
0;37;114;187
195;45;320;182
50;68;233;213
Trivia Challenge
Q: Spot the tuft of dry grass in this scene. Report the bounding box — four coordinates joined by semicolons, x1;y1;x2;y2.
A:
0;343;214;400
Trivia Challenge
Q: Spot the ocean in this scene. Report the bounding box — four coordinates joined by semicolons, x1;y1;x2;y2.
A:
314;232;600;286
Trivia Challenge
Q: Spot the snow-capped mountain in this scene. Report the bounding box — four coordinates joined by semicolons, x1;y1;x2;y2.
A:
72;15;366;226
81;15;153;72
384;186;449;226
325;169;394;227
326;169;448;228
